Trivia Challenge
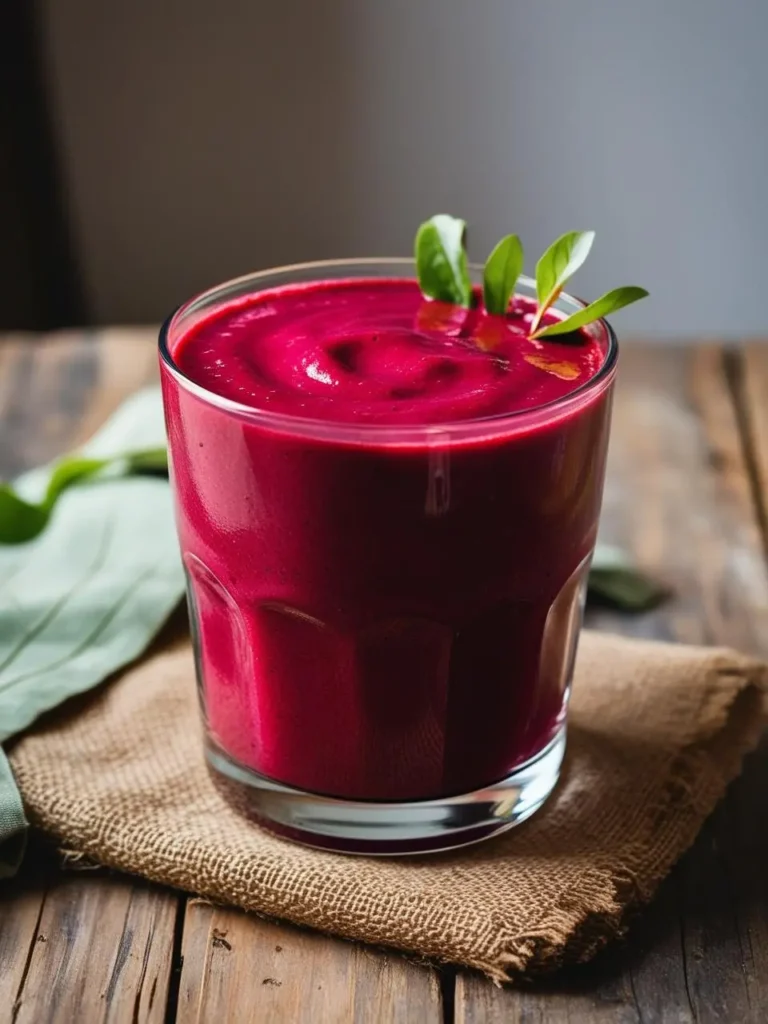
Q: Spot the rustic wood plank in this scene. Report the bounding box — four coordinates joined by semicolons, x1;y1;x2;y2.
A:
740;343;768;549
590;345;768;652
0;337;41;476
0;843;66;1014
457;970;640;1023
0;328;159;469
0;336;79;1019
0;331;99;473
721;342;768;1015
13;872;179;1024
606;342;768;1022
70;327;160;446
457;344;768;1022
176;902;443;1024
0;329;181;1024
0;878;45;1013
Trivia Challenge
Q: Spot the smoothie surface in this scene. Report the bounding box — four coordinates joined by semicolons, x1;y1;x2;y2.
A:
172;278;606;426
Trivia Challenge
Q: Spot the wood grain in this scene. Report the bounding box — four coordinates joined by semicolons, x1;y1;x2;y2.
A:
740;344;768;551
0;883;45;1014
176;903;442;1024
457;971;644;1024
12;873;178;1024
70;327;160;446
456;345;768;1022
720;342;768;1016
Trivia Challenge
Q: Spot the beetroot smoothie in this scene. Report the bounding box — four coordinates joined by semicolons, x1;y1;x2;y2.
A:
160;269;615;811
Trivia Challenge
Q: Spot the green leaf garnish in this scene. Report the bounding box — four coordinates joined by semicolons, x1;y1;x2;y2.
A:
414;214;472;307
482;234;524;316
532;286;649;339
0;447;168;544
412;217;647;337
531;231;595;334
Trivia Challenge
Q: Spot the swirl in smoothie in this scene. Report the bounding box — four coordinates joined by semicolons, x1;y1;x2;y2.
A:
174;278;603;425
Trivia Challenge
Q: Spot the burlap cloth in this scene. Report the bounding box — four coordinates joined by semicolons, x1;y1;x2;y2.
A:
8;630;767;982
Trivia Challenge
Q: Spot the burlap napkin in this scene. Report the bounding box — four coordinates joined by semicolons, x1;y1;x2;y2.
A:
9;630;766;982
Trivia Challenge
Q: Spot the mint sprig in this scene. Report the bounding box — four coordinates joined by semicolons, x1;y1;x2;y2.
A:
483;234;524;315
414;215;472;307
414;214;647;337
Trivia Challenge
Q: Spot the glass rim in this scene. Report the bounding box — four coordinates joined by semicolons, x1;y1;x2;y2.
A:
158;257;618;445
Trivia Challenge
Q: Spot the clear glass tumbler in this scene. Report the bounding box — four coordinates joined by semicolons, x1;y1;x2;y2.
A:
159;259;617;854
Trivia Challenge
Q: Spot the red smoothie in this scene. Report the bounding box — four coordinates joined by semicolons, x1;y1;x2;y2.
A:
160;276;614;801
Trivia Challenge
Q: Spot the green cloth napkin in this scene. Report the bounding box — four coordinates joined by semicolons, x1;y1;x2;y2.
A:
0;390;185;875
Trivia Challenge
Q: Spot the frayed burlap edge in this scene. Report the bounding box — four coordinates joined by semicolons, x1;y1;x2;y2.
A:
485;674;767;982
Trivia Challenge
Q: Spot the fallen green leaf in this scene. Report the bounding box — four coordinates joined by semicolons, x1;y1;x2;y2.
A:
0;487;50;544
588;545;668;611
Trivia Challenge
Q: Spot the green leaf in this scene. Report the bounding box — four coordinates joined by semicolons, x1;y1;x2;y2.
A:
587;568;667;611
0;487;49;544
587;545;668;611
414;214;472;307
126;447;169;474
533;286;649;339
0;446;170;545
42;456;115;511
483;234;524;315
532;230;595;333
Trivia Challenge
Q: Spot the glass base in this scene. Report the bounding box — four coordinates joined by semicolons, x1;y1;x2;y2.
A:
205;726;566;855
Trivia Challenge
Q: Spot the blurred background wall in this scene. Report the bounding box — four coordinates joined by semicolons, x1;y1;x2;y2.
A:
7;0;768;333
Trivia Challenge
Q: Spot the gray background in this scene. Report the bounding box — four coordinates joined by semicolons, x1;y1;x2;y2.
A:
42;0;768;334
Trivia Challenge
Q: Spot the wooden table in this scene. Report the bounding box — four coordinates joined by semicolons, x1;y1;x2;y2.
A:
1;331;767;1023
